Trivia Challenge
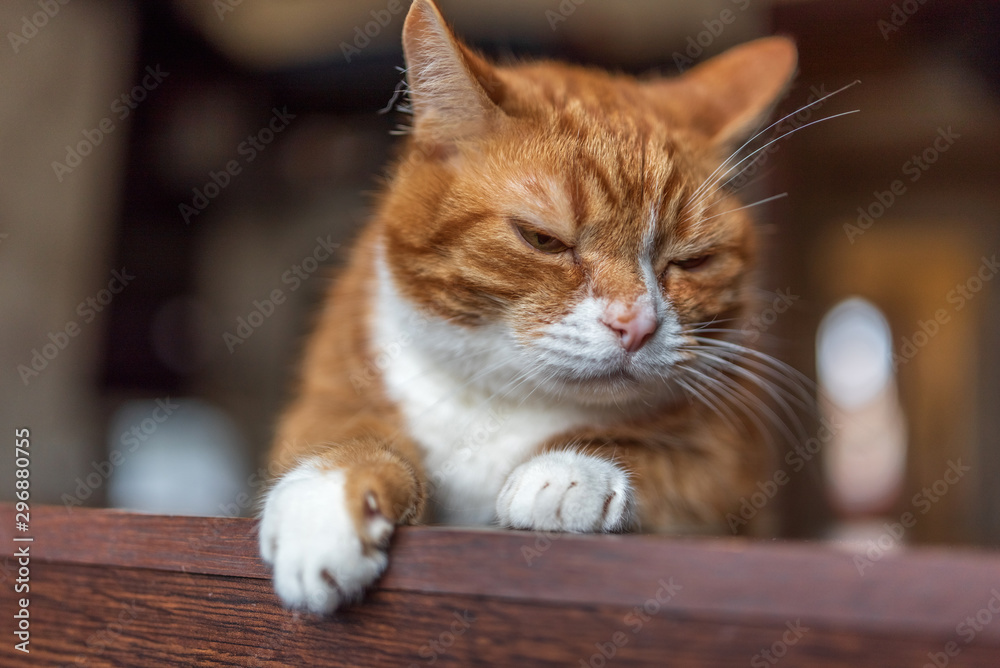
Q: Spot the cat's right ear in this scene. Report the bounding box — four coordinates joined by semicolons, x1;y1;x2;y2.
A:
647;37;798;150
402;0;503;150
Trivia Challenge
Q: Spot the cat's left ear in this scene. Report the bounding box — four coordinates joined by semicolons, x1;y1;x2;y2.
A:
648;37;798;149
401;0;504;150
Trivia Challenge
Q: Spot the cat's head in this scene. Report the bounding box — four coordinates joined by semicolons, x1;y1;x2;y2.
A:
376;0;797;407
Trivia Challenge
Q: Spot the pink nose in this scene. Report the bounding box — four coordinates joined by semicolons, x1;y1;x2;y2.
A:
601;299;658;353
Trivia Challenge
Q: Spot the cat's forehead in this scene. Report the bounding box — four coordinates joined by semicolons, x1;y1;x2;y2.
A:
500;61;662;124
488;130;699;252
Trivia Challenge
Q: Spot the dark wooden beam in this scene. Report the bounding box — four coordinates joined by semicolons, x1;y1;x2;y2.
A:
3;505;1000;666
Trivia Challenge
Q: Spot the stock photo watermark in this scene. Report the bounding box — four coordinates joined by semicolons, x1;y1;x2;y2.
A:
350;334;411;392
892;253;997;369
340;0;407;62
426;406;511;495
213;0;243;21
61;398;182;511
750;619;809;667
406;610;476;666
222;235;339;352
521;526;567;566
740;288;799;343
52;65;169;182
726;417;841;533
853;459;970;575
728;83;835;192
545;0;585;31
7;0;70;54
672;0;753;73
578;578;682;667
13;427;33;655
923;589;1000;668
878;0;931;41
16;267;135;386
843;126;960;243
65;600;140;666
189;456;287;552
350;317;425;393
179;106;296;225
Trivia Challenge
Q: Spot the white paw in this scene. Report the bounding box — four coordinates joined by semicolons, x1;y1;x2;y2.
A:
496;451;634;533
258;462;394;614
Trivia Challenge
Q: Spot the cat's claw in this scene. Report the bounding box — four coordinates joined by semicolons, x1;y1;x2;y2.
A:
259;462;394;614
496;451;635;533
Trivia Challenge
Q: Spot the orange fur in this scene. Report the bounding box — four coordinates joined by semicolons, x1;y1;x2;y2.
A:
268;0;797;537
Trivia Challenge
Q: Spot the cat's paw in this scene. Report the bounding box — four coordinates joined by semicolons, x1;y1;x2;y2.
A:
258;462;395;614
496;451;635;533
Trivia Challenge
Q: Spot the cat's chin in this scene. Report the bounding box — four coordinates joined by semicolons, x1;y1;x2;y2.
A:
536;370;685;410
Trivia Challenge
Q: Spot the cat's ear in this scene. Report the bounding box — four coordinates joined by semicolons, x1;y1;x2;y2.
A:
648;37;797;149
402;0;503;149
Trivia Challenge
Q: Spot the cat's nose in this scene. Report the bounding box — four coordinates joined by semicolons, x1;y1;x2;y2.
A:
601;299;658;353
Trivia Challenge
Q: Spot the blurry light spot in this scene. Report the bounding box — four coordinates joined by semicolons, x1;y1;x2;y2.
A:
817;297;907;520
107;398;249;516
817;297;893;410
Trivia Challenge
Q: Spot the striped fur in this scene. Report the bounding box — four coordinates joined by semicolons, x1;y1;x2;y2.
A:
262;0;797;613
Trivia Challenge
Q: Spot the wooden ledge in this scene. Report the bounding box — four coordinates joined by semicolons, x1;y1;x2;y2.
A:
3;504;1000;665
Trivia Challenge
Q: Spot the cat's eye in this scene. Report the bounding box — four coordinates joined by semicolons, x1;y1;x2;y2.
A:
673;254;713;271
514;223;570;254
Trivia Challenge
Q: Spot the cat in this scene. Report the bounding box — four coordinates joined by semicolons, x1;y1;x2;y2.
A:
259;0;798;614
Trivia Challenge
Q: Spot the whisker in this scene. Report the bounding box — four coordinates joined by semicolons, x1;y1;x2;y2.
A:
698;192;788;223
682;346;817;429
685;317;742;332
685;328;756;344
676;374;740;434
689;335;819;394
721;162;782;199
693;109;860;209
682;365;772;445
689;349;807;440
699;348;815;413
688;79;861;204
680;342;810;406
701;364;800;449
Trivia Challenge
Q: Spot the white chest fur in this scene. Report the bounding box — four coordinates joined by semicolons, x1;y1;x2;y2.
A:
372;253;593;525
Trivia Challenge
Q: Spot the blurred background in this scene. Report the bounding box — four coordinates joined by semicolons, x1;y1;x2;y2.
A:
2;0;997;548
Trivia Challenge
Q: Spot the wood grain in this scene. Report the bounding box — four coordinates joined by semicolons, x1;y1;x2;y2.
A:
11;563;1000;668
3;505;1000;666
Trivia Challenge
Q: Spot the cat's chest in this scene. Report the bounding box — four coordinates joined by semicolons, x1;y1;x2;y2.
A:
371;250;596;524
378;344;591;525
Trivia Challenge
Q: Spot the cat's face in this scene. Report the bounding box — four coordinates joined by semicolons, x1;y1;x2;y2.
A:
377;1;794;406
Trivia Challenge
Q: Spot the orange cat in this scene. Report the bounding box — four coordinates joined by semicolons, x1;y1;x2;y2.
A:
260;0;798;613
